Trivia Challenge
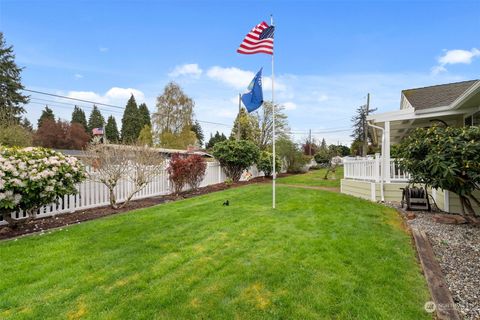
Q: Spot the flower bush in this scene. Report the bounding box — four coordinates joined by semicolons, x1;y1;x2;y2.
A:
0;147;86;225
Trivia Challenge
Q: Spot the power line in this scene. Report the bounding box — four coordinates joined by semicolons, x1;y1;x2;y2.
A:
24;89;235;128
23;89;124;109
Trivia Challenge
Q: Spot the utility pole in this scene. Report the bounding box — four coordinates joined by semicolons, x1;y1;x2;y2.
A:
363;93;370;157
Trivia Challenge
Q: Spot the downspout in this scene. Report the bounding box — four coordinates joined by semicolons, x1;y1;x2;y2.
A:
367;122;385;202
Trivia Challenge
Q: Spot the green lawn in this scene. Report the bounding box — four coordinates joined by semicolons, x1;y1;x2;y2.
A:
0;183;430;319
277;167;344;188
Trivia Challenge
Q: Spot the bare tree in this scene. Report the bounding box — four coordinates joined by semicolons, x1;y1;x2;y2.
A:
254;101;289;150
83;144;164;209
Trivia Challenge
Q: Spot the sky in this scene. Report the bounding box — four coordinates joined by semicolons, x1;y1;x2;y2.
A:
1;0;479;146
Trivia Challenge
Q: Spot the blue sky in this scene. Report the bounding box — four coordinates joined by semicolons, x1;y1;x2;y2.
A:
1;0;479;145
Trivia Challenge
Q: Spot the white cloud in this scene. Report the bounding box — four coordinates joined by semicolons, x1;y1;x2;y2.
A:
67;87;145;105
207;66;254;89
206;66;286;92
99;47;109;53
169;63;203;78
432;48;480;74
283;102;297;110
74;74;83;79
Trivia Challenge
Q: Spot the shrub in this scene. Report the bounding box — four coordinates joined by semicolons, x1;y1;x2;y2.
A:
256;151;280;177
314;149;330;165
397;126;480;216
84;144;164;208
185;154;207;190
0;147;85;225
212;139;260;182
166;154;189;194
0;125;32;147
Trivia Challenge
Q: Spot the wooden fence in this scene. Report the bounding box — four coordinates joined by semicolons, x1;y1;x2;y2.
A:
1;162;263;225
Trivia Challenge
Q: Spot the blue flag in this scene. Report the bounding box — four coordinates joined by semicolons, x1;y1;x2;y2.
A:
241;68;263;113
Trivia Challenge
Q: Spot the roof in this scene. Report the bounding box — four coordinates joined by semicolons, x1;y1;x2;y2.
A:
402;79;479;110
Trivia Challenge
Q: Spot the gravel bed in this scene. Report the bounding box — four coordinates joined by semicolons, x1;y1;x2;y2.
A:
407;212;480;320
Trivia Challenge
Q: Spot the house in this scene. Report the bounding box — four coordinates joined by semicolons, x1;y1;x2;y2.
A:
341;79;480;214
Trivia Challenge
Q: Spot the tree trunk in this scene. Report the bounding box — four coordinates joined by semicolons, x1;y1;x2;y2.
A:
109;188;119;209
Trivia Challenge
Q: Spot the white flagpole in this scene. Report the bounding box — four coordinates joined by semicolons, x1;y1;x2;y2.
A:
271;15;276;209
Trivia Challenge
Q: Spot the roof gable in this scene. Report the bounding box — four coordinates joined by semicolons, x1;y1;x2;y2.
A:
402;80;479;110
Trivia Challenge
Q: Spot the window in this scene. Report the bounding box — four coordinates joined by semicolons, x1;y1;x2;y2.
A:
464;111;480;126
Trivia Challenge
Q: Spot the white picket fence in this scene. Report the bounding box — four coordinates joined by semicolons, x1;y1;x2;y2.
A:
1;162;263;225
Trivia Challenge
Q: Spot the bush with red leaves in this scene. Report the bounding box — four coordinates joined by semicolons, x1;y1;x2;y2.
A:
185;154;207;190
167;153;207;194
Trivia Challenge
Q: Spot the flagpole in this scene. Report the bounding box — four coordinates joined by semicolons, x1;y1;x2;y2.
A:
271;14;276;209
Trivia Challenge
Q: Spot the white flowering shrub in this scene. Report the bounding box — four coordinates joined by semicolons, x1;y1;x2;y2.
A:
0;147;86;225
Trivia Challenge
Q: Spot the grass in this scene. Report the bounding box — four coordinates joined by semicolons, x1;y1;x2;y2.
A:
0;183;430;319
277;167;344;188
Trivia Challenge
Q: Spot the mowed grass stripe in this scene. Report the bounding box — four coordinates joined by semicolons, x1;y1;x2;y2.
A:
0;184;430;319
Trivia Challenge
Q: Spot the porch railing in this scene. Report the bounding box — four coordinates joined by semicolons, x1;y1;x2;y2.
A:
343;155;410;182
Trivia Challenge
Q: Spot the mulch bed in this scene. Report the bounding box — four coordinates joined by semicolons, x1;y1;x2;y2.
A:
0;175;291;241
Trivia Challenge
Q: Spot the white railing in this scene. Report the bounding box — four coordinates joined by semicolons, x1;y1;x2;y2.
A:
343;155;410;182
1;162;263;225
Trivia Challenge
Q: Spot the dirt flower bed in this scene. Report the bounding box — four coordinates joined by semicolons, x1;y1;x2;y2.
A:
404;211;480;320
0;175;288;241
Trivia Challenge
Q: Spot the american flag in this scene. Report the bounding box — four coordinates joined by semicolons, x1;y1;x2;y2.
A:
237;21;274;55
92;127;104;135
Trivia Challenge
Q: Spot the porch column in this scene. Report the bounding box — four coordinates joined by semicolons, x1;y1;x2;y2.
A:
384;121;391;183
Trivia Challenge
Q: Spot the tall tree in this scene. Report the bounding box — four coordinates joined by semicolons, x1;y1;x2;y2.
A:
71;106;88;132
138;103;151;127
37;106;55;128
350;104;377;156
138;125;153;146
34;119;89;150
154;82;194;134
0;32;29;126
153;82;196;148
121;95;142;143
105;115;120;143
191;120;204;147
206;131;227;150
230;107;260;142
88;105;105;134
254;102;289;150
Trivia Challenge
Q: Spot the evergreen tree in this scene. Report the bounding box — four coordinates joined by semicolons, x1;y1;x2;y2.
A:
320;138;327;150
37;106;55;128
71;106;88;132
20;117;33;131
87;105;105;134
105;115;120;143
230;107;260;142
206;131;227;149
138;103;151;127
138;124;153;146
121;95;142;143
191;120;204;147
350;104;377;156
0;32;29;126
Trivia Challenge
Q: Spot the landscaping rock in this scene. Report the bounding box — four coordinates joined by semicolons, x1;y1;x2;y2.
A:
406;212;416;220
408;212;480;320
432;214;467;225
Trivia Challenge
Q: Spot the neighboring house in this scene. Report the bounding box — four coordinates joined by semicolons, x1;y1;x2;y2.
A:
341;79;480;214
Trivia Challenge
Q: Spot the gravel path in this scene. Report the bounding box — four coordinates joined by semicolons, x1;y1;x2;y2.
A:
407;212;480;320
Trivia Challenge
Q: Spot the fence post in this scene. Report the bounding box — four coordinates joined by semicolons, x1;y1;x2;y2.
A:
218;163;222;183
374;153;380;182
